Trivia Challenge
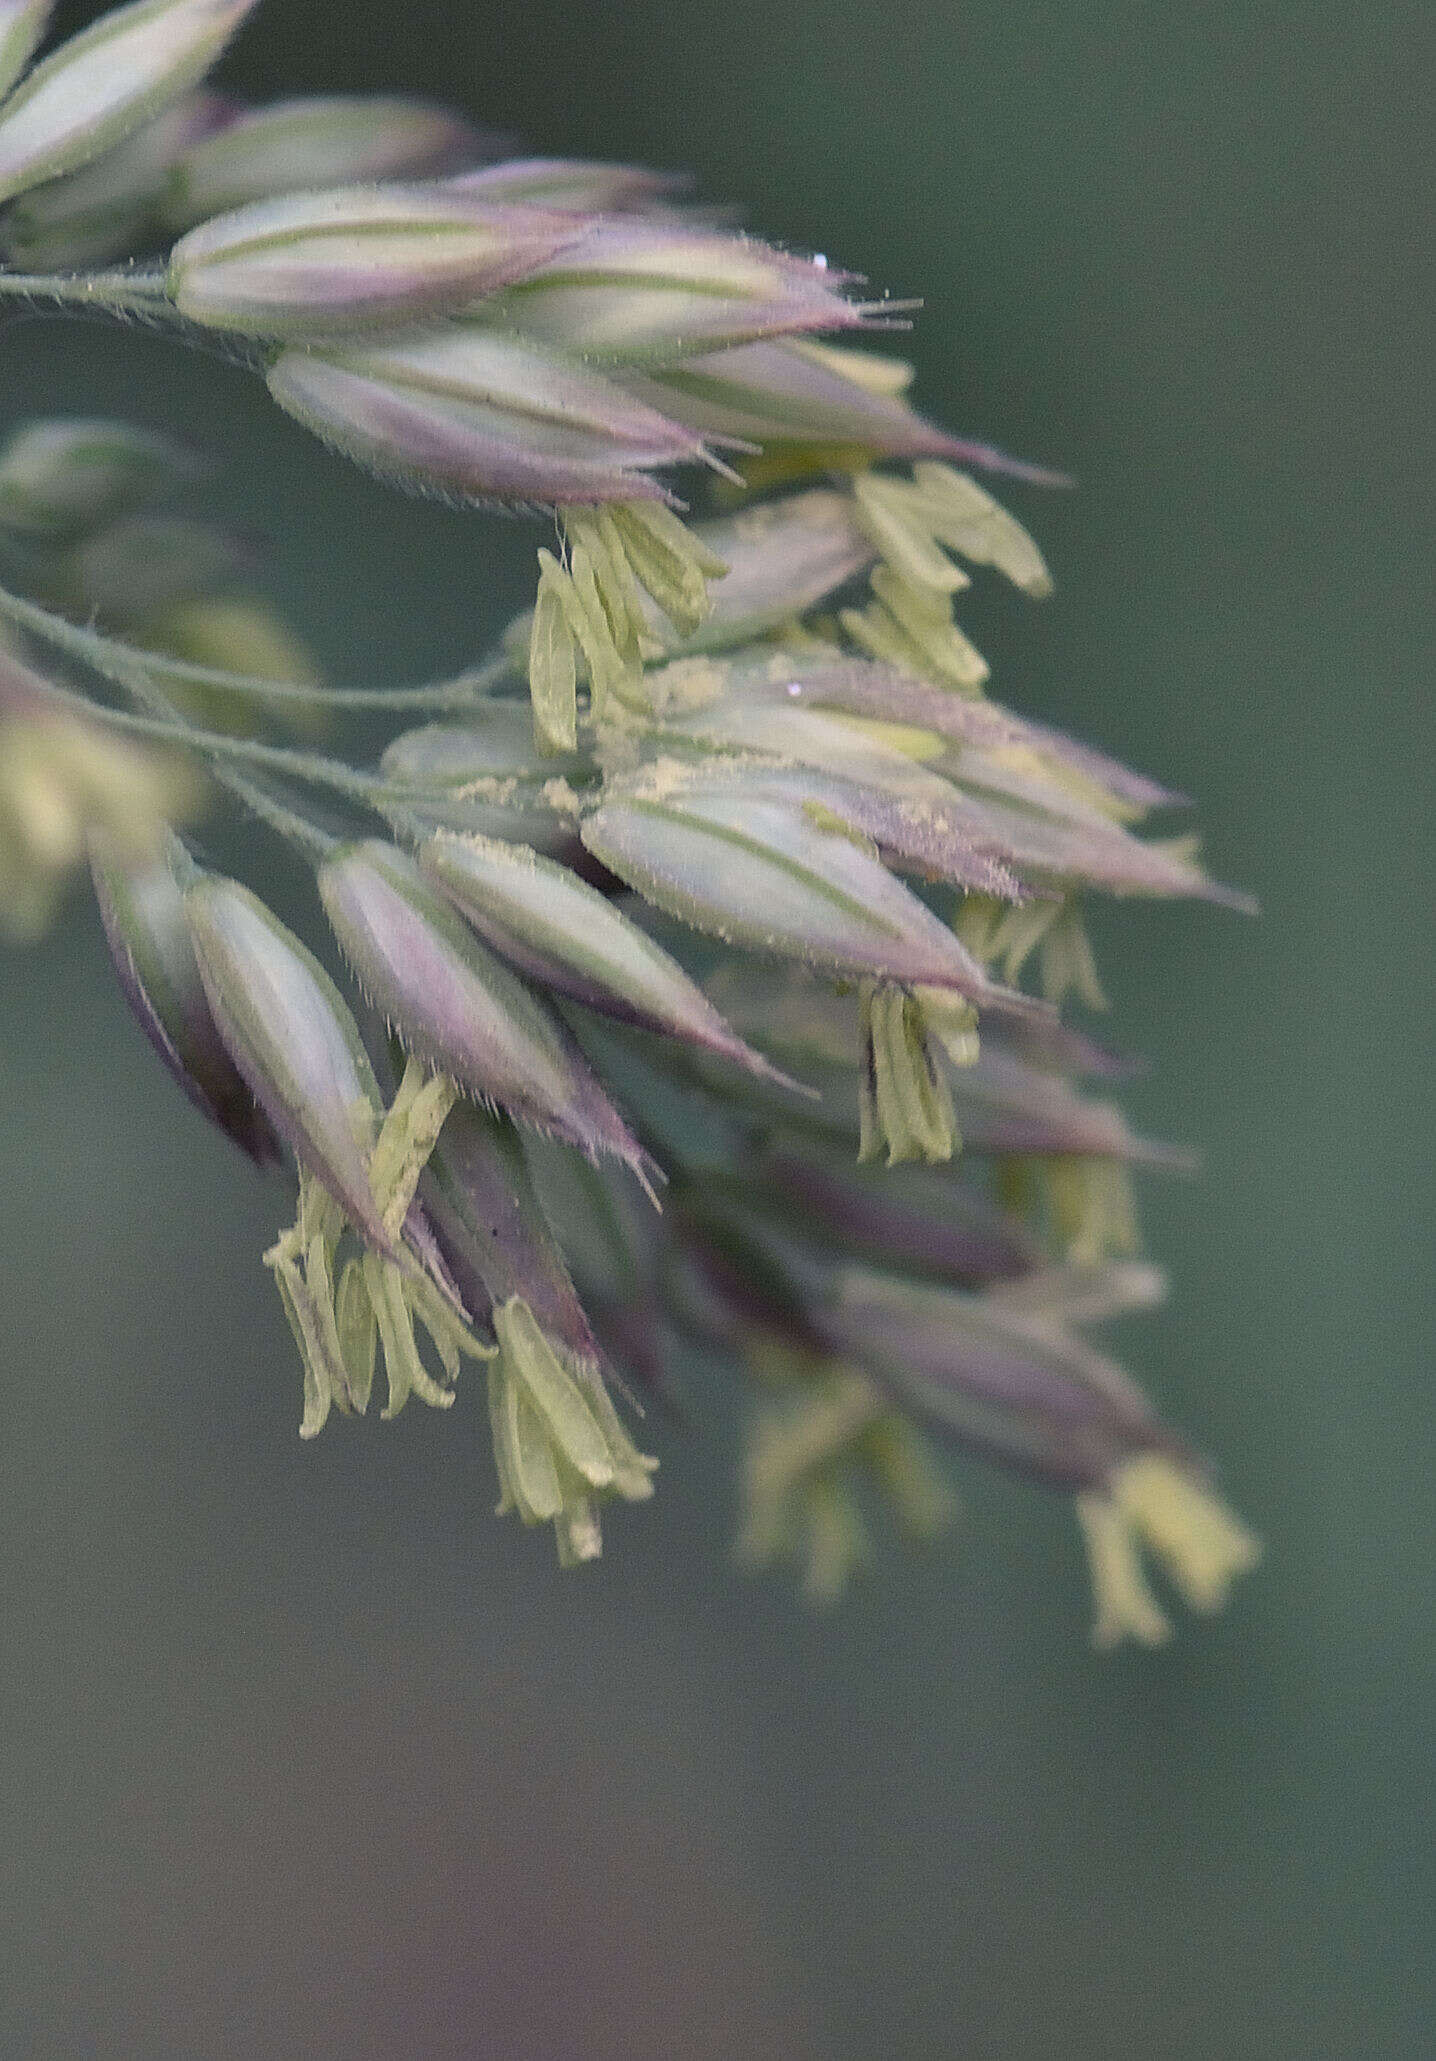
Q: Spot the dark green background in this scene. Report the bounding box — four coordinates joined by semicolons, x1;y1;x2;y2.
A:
1;3;1429;2055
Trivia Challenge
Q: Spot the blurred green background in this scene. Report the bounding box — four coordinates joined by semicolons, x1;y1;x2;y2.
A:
1;2;1429;2055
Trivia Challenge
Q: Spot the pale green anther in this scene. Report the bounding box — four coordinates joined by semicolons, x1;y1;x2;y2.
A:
797;1477;871;1605
486;1362;515;1509
532;543;632;729
1039;1154;1141;1269
489;1361;564;1523
538;543;596;654
862;1415;959;1541
861;981;918;1162
303;1230;346;1392
915;987;980;1069
485;1363;521;1513
566;539;633;718
1075;1489;1173;1649
264;1167;359;1439
852;474;965;594
357;1057;493;1418
859;981;956;1166
1151;831;1202;870
270;1267;316;1432
528;554;579;754
911;462;1053;597
640;490;877;656
606;510;697;632
401;1265;490;1374
916;1030;956;1159
575;1368;661;1501
870;558;968;616
510;1389;566;1524
1077;1457;1261;1649
738;1363;948;1603
739;1366;881;1547
867;597;985;690
893;989;943;1160
956;892;1060;984
526;502;727;744
566;507;648;664
570;534;625;665
271;1262;337;1439
742;1399;869;1599
839;597;935;675
0;0;258;206
1037;901;1108;1011
363;1251;455;1418
842;587;988;692
493;1297;616;1486
608;500;726;636
488;1295;656;1564
836;463;1055;694
955;892;1106;1010
0;4;54;104
262;1064;493;1438
334;1256;377;1416
869;566;990;687
553;1500;605;1569
268;1250;335;1431
631;497;732;578
1109;1454;1261;1617
367;1056;460;1244
593;509;656;653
